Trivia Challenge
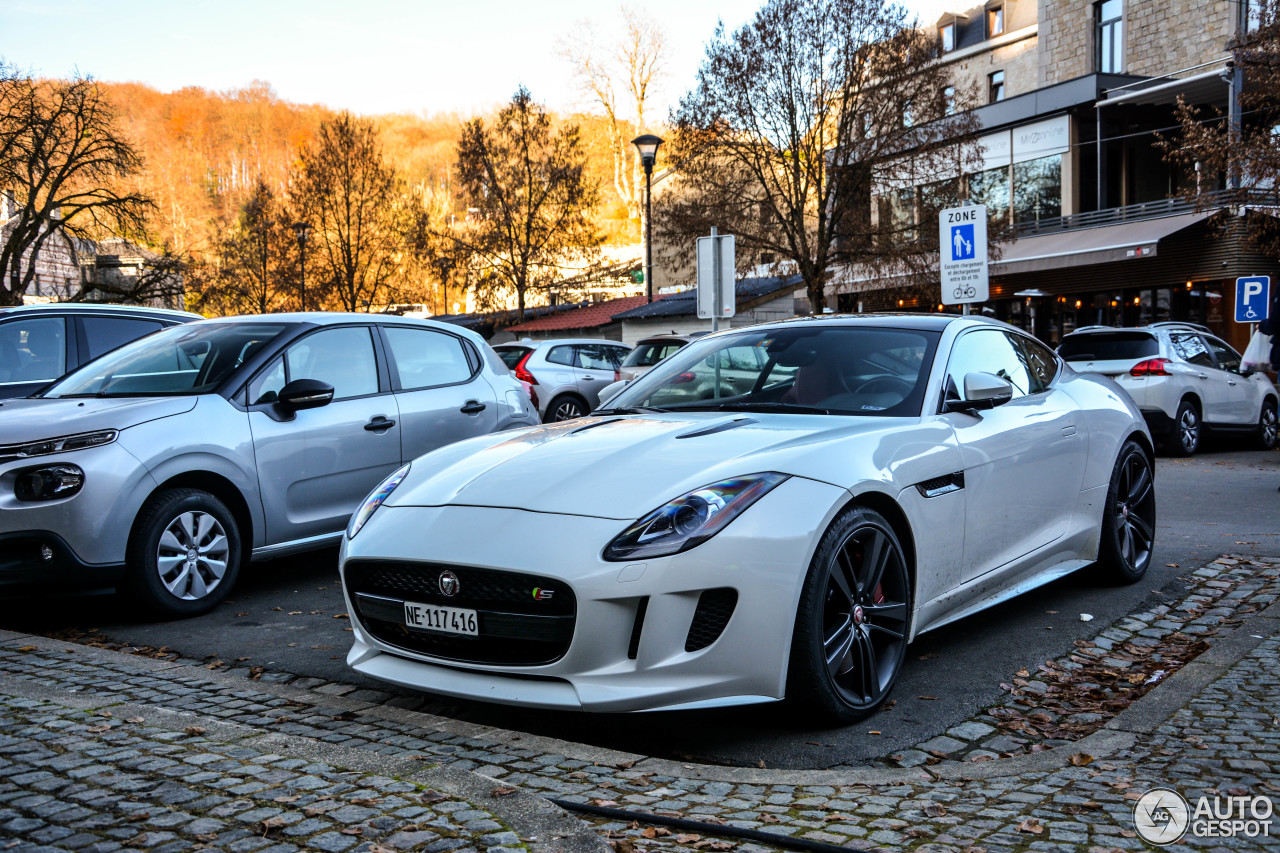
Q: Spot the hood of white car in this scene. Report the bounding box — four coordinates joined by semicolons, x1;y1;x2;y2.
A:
388;412;918;520
0;396;198;446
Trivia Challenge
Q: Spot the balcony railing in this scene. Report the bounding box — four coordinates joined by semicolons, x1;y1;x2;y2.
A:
1011;189;1278;237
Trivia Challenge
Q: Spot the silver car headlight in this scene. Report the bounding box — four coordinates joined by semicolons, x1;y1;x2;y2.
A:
603;472;789;561
347;464;411;539
0;429;118;463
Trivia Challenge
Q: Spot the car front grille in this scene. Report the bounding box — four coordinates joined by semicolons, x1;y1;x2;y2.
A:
344;559;576;666
685;588;737;652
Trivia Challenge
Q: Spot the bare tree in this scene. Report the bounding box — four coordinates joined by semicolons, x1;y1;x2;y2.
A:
449;87;602;322
291;113;402;312
561;8;668;225
1161;0;1280;257
0;71;152;306
202;177;295;315
662;0;980;313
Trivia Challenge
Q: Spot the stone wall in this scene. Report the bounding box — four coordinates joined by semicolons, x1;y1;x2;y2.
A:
0;219;83;300
944;32;1041;102
1038;0;1234;85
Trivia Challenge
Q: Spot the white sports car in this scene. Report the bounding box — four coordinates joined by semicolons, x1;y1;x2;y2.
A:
339;315;1156;722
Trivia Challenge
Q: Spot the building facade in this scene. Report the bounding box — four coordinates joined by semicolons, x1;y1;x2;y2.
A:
853;0;1271;353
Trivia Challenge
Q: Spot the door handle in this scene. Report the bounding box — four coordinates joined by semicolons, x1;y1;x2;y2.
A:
581;375;597;381
1196;373;1207;380
460;400;487;414
364;416;396;432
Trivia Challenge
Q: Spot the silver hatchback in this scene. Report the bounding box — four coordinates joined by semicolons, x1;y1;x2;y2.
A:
0;313;538;617
495;338;632;421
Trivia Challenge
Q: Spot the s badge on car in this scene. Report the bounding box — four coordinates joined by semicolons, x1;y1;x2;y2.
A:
532;587;555;601
439;571;460;597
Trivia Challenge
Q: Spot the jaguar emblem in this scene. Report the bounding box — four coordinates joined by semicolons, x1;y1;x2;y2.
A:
438;570;460;597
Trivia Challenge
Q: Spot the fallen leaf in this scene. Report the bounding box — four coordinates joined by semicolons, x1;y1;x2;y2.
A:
757;759;767;768
923;802;947;817
273;795;301;803
592;799;619;807
271;606;282;611
311;645;333;650
235;656;250;662
287;610;302;615
184;726;206;736
1120;829;1137;838
236;612;250;617
1015;669;1029;677
1069;753;1094;766
350;798;382;805
86;724;112;733
917;695;939;700
95;709;112;718
125;716;144;724
759;813;781;823
258;816;287;834
340;826;363;836
309;610;324;615
334;613;350;619
126;811;150;822
615;759;637;769
608;840;636;853
421;790;450;803
17;645;37;652
675;834;702;844
1017;818;1044;834
825;813;854;821
205;660;225;670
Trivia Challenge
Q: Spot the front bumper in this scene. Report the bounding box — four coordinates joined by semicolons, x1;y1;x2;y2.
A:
339;476;846;712
0;530;124;593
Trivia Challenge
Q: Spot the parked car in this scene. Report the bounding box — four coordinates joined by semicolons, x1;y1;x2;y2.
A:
1058;322;1278;455
617;333;700;382
339;315;1155;722
0;303;202;399
0;313;538;617
494;338;632;422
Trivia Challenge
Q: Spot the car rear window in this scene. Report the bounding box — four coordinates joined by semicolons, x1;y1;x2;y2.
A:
495;346;531;369
1058;332;1157;362
623;340;685;368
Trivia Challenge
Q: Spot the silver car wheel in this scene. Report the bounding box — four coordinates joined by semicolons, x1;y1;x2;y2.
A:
156;510;230;600
551;397;585;421
1260;402;1278;450
1112;451;1155;571
1177;404;1199;454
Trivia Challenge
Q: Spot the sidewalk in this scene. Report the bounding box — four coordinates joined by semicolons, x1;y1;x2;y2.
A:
1;556;1278;852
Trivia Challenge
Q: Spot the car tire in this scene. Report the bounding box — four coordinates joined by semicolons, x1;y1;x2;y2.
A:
545;394;587;422
787;506;912;724
1256;399;1278;451
126;488;242;618
1094;439;1156;585
1164;398;1200;457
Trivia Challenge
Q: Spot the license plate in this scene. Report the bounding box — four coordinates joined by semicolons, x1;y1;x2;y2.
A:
403;601;478;636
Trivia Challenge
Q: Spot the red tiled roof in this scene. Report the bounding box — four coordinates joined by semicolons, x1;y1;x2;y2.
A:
507;294;651;332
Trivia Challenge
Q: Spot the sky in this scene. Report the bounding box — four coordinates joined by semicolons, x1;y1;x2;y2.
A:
1;0;946;119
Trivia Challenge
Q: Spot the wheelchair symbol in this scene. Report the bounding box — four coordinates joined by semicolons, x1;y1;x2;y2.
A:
1245;306;1259;319
953;285;977;300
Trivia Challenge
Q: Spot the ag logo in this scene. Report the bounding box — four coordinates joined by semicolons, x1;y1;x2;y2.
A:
438;570;460;598
532;587;555;601
1133;788;1190;845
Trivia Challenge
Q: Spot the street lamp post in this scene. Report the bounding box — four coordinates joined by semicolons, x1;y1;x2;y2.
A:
291;222;310;311
631;134;663;304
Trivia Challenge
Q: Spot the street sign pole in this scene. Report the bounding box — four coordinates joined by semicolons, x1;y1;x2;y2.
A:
711;227;721;333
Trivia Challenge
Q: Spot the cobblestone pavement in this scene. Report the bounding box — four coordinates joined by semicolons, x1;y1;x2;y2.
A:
1;555;1278;852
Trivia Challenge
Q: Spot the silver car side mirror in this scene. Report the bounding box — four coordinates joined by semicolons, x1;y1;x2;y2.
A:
943;372;1014;413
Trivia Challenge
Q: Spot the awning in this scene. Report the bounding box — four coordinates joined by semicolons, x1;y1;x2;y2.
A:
993;210;1217;275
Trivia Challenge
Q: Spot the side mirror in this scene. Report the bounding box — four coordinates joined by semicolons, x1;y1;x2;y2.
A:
595;379;631;410
943;372;1014;413
277;378;334;411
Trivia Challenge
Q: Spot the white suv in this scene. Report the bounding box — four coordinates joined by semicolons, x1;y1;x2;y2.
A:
1058;322;1278;456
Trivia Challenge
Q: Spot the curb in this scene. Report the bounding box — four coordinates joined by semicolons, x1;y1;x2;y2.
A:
2;597;1278;790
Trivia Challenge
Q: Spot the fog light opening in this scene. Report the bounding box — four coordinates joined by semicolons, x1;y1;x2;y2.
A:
40;544;54;562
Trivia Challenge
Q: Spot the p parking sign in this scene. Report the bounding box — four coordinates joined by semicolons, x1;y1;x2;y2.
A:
1235;276;1270;323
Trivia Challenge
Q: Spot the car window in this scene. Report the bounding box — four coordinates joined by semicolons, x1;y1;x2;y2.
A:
606;345;631;368
1205;337;1241;373
623;341;683;368
1169;333;1214;368
0;316;66;385
1012;333;1058;393
285;326;379;400
1058;332;1157;362
944;329;1031;401
385;326;473;389
575;344;616;371
83;317;164;360
495;346;531;369
248;356;286;404
546;345;575;366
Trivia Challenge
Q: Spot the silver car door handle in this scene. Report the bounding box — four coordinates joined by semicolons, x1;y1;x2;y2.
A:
1062;425;1077;436
1227;379;1238;386
460;400;487;414
1196;373;1207;379
580;375;597;381
364;416;396;432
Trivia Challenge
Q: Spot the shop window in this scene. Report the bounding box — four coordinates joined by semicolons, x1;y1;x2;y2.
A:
1012;155;1062;224
1096;0;1123;73
969;166;1011;231
989;71;1005;103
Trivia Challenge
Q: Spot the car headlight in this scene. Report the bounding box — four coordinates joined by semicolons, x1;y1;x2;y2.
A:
347;464;411;539
603;472;789;561
0;429;118;463
14;464;85;502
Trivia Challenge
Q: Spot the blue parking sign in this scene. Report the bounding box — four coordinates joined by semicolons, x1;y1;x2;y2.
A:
1235;276;1270;322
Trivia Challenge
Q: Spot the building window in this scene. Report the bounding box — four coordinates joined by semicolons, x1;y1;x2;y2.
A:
989;70;1005;103
1096;0;1123;73
1242;0;1263;32
987;5;1005;38
940;21;956;52
1012;154;1063;224
943;86;956;116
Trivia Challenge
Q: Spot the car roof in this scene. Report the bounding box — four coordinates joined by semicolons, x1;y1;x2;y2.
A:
716;312;972;334
496;338;631;348
1062;322;1207;337
0;303;202;321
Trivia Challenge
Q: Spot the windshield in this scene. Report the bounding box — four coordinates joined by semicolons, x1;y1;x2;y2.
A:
603;325;940;416
43;322;292;398
622;340;685;368
1058;332;1158;362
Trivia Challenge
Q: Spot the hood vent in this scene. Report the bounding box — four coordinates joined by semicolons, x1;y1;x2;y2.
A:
568;417;625;436
676;417;757;440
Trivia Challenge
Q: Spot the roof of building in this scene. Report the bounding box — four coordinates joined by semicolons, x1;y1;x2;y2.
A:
611;275;803;321
507;295;650;333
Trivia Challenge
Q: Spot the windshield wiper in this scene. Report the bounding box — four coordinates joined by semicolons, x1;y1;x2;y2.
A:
677;401;830;415
595;405;670;415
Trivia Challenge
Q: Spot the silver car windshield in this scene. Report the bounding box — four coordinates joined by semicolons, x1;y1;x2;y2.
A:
43;322;292;398
602;326;940;416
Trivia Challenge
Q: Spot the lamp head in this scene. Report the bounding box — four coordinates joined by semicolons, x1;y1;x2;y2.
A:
631;134;664;171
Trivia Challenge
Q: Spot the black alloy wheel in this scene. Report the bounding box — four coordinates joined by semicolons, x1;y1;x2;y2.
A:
1257;400;1278;451
1096;439;1156;584
789;506;912;723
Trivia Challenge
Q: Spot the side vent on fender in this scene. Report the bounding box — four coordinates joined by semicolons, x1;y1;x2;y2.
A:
915;472;965;498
